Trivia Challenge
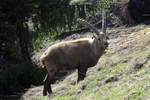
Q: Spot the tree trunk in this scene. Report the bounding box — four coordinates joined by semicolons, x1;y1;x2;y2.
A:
17;21;31;63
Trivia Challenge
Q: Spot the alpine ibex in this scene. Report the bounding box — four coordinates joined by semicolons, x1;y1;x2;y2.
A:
40;13;108;96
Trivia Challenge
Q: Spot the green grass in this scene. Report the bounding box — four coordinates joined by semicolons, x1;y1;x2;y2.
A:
33;43;150;100
32;97;48;100
32;26;150;100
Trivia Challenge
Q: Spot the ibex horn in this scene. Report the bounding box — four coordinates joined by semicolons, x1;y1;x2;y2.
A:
102;10;107;35
77;18;99;35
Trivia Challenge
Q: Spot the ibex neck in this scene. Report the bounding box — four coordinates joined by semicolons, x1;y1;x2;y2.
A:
92;39;105;59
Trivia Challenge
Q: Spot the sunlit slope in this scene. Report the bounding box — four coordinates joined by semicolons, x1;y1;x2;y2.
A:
29;28;150;100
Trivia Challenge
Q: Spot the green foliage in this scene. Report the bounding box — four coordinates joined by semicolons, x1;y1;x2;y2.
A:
0;63;46;95
32;0;113;50
0;0;35;61
0;0;113;95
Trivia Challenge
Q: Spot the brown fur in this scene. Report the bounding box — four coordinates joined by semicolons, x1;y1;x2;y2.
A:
40;18;108;96
41;38;106;70
40;37;108;96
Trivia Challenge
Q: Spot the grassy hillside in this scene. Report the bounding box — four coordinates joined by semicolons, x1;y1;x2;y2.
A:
23;27;150;100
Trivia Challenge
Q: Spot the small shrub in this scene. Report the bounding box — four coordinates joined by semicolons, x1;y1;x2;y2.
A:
0;63;46;95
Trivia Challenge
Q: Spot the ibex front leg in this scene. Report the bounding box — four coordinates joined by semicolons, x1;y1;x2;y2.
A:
77;67;88;82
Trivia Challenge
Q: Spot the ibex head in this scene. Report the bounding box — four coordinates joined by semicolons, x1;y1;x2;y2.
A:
77;18;109;49
97;32;109;49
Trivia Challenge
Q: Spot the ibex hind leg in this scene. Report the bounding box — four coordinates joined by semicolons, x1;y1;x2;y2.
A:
43;74;52;96
43;69;56;96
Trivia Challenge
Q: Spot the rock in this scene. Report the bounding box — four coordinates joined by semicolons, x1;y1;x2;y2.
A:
103;75;119;83
127;57;149;72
